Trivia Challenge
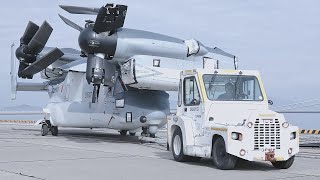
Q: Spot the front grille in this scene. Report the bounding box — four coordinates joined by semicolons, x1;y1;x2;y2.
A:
254;118;280;150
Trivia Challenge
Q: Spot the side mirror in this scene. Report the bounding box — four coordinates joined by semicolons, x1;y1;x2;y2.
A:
268;100;273;105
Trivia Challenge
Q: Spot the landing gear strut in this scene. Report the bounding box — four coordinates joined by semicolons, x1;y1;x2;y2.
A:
141;127;148;137
140;127;156;138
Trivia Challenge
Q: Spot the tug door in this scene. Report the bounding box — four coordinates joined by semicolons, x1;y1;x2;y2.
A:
182;76;204;137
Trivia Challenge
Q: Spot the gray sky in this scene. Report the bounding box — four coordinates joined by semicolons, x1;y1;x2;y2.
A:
0;0;319;128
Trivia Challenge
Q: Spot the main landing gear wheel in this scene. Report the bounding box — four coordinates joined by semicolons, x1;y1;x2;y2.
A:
212;137;237;170
172;128;189;162
129;132;136;136
120;130;127;136
41;124;49;136
51;126;58;136
272;156;295;169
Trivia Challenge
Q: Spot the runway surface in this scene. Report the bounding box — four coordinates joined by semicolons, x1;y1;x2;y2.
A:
0;124;319;180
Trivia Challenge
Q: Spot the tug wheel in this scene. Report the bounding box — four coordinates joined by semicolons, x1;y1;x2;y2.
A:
212;137;237;170
172;128;188;162
41;124;49;136
51;126;58;136
272;156;295;169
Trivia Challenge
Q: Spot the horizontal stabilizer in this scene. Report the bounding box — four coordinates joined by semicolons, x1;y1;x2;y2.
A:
16;82;48;91
40;47;82;63
59;5;100;15
20;48;64;77
60;48;81;55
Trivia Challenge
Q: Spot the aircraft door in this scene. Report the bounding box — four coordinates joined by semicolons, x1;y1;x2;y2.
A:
182;76;204;137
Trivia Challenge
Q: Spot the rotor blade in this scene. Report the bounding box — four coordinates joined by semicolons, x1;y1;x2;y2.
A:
20;48;64;76
59;5;99;15
206;47;235;59
26;21;53;54
20;21;39;45
58;14;84;32
18;62;29;78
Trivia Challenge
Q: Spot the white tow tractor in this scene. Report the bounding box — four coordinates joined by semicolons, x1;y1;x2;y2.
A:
167;69;299;170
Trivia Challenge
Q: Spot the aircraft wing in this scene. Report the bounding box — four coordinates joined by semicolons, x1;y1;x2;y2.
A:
40;47;82;64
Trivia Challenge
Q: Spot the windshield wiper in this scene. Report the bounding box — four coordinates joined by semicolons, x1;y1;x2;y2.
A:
209;70;218;99
234;71;243;99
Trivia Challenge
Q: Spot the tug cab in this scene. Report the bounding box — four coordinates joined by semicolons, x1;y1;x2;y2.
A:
167;69;299;169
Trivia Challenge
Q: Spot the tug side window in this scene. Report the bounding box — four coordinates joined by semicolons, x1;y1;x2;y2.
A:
178;80;182;107
183;77;200;106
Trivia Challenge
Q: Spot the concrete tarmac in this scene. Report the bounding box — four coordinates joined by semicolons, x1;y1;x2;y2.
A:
0;124;319;180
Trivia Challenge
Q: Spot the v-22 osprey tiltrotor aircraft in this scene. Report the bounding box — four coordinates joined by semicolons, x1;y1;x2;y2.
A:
11;3;237;137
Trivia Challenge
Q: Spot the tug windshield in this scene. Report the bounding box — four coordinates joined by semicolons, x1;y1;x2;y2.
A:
202;74;264;101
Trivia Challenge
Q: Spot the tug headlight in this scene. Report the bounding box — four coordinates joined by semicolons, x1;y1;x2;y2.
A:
240;149;246;156
231;132;242;141
282;122;289;128
290;132;296;140
247;122;253;128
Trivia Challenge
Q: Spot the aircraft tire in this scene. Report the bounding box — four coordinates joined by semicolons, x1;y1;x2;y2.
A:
51;126;58;136
41;124;49;136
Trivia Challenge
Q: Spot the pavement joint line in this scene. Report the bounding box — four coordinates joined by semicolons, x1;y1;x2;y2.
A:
0;139;165;160
277;171;320;179
0;155;134;164
0;168;45;180
264;174;311;180
295;155;320;159
0;145;35;148
140;143;167;151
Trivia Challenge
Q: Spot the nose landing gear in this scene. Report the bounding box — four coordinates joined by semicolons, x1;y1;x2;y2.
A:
41;124;49;136
140;126;158;138
40;120;59;136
